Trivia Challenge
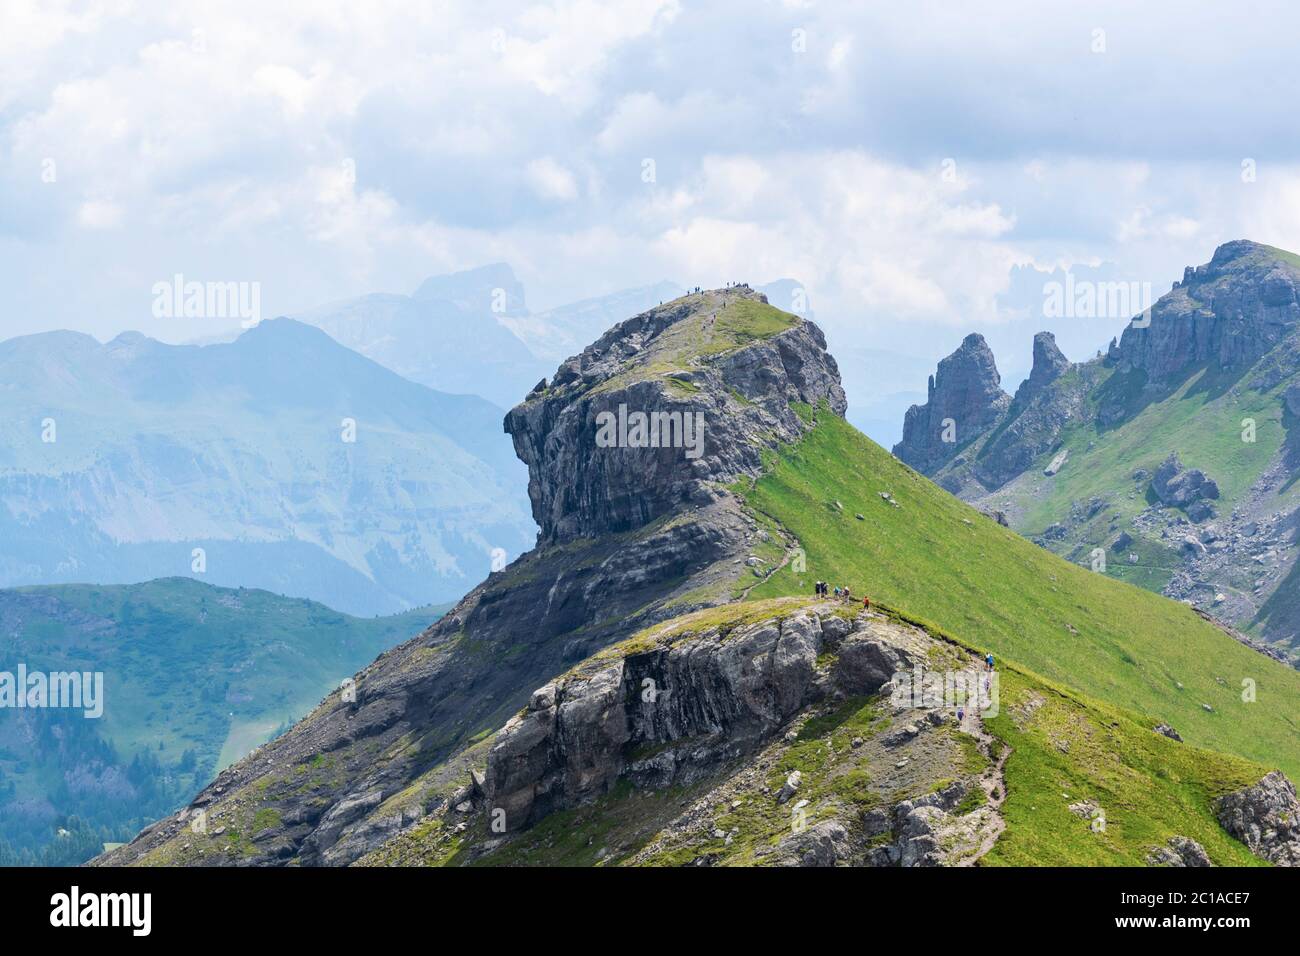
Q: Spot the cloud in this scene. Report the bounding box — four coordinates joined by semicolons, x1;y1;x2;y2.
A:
526;157;579;201
2;0;1300;374
76;198;122;229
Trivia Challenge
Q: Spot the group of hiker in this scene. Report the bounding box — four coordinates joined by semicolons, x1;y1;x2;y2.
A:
813;580;871;610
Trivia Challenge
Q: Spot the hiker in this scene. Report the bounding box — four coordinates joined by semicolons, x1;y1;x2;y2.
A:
843;587;852;603
833;586;841;598
985;653;995;672
862;595;871;611
956;705;965;726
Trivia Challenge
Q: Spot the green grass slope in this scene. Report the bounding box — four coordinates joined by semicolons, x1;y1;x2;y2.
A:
741;409;1300;782
984;667;1263;865
1013;365;1290;536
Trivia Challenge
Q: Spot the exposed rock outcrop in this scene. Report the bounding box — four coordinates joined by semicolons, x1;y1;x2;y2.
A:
1215;770;1300;866
1013;332;1071;406
1152;723;1182;742
508;289;845;543
902;330;1094;492
894;334;1010;474
484;607;925;829
1285;382;1300;417
1146;836;1212;867
1116;240;1300;384
355;602;1008;867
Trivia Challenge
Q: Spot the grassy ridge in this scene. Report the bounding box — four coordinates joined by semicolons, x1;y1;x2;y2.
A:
741;410;1300;781
0;577;446;859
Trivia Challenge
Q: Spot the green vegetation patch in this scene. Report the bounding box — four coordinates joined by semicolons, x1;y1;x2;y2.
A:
742;411;1300;782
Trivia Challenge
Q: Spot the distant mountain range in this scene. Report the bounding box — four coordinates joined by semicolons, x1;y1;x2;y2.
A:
0;319;536;615
294;264;552;409
0;577;444;864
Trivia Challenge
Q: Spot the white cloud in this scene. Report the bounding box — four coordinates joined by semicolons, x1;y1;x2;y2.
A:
76;198;122;229
526;157;580;201
2;0;1300;362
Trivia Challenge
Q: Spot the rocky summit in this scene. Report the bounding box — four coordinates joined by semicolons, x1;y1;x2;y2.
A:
507;288;845;543
895;241;1300;662
893;333;1010;475
1114;239;1300;386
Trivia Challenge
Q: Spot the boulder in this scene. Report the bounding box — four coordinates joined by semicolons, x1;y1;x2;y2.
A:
1215;771;1300;866
1043;450;1070;477
1153;723;1183;742
1152;453;1220;509
1146;836;1212;867
771;820;850;867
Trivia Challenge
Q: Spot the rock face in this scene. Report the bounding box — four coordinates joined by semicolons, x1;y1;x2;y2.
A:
894;334;1010;474
974;332;1080;489
906;241;1300;493
484;608;922;829
1285;382;1300;417
899;330;1094;492
95;287;849;868
1215;771;1300;866
1146;836;1212;867
1013;332;1071;406
1117;240;1300;384
507;289;845;543
1151;453;1220;509
358;602;1006;867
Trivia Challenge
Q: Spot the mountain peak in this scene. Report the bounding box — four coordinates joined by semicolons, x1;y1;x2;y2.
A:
412;262;525;314
1014;331;1071;405
506;287;845;543
893;333;1010;474
1208;238;1286;269
1116;240;1300;383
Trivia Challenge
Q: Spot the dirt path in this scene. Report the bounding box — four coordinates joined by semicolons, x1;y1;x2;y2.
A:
956;686;1011;866
735;535;804;601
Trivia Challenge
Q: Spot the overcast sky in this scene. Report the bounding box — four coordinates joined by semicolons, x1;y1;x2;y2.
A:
5;0;1300;377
